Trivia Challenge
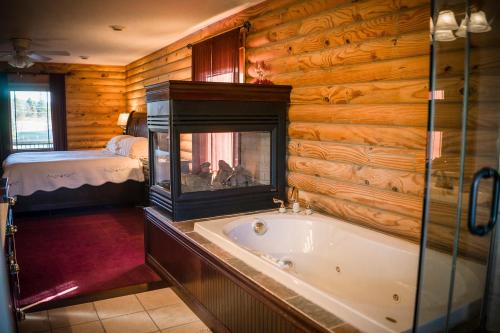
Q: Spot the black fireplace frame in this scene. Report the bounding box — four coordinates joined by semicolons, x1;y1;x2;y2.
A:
146;81;291;221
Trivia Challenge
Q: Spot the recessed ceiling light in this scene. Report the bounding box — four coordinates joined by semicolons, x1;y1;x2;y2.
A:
79;55;89;60
109;25;125;31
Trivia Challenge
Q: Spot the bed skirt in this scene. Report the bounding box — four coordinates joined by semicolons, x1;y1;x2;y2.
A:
13;180;146;213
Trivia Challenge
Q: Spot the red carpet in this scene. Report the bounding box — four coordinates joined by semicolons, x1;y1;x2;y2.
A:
15;206;161;307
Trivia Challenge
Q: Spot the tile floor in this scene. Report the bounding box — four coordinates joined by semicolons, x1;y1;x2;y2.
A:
18;288;211;333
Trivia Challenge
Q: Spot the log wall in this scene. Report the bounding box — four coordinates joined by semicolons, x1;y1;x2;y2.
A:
1;63;126;150
125;0;431;243
64;65;126;149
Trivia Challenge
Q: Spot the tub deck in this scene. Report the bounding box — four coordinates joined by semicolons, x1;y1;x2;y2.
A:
193;210;485;333
145;207;359;333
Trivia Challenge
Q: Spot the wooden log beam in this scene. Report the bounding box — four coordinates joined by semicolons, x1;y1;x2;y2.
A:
248;0;428;48
292;189;422;240
126;56;191;86
247;6;428;63
288;122;427;149
66;84;127;94
126;67;191;93
288;171;423;218
65;77;125;87
247;31;429;75
263;55;430;86
288;139;426;173
288;155;424;196
290;79;429;104
288;104;428;127
126;48;191;79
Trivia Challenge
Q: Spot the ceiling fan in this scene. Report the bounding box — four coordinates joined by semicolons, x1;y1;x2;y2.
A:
0;38;71;69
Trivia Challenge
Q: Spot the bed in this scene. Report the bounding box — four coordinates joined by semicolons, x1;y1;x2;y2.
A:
2;111;148;212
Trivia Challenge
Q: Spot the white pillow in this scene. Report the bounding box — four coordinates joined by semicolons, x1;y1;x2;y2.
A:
129;138;149;159
106;135;133;153
115;136;149;159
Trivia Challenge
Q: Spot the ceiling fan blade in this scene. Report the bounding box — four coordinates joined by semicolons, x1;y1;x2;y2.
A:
28;53;52;61
0;50;12;55
0;54;12;60
32;50;70;56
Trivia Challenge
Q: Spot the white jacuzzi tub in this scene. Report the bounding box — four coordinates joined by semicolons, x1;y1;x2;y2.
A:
194;211;485;333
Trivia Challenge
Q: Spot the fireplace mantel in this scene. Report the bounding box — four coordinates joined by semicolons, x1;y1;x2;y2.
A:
146;80;292;103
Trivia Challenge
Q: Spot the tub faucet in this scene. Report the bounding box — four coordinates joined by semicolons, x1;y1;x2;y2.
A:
272;198;286;213
291;187;300;213
305;202;313;215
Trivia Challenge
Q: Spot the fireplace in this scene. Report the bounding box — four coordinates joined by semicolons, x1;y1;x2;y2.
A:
146;80;291;221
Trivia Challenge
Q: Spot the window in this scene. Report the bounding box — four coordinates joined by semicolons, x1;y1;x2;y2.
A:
191;28;243;83
10;90;53;150
190;28;244;172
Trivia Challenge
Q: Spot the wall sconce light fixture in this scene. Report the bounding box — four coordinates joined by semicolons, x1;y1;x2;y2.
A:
433;8;492;42
469;11;491;33
435;10;459;30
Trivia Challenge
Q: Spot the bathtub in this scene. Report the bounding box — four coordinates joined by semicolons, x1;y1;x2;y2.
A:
194;211;485;333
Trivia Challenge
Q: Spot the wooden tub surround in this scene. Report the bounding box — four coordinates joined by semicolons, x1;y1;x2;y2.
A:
144;207;360;333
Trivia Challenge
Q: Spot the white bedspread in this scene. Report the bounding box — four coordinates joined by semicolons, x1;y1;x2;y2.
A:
2;150;145;197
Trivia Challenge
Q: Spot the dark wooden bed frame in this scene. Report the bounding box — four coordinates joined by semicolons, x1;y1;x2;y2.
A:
13;111;148;213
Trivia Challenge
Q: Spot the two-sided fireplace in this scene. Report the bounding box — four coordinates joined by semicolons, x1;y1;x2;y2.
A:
146;80;291;221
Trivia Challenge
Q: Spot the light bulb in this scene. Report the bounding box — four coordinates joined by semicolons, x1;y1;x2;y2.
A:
435;30;457;42
455;18;467;37
8;55;32;68
469;11;491;33
430;17;434;42
25;59;34;68
435;10;459;31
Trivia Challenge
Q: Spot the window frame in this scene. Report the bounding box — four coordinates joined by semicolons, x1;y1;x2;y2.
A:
9;89;54;152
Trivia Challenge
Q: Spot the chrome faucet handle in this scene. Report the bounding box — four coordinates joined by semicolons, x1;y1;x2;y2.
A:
272;198;286;213
305;202;313;215
272;197;284;205
290;186;298;202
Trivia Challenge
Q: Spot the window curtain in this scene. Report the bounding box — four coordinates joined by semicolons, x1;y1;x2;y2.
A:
191;38;213;82
191;29;241;173
49;74;67;150
191;28;240;82
0;73;11;164
210;29;240;83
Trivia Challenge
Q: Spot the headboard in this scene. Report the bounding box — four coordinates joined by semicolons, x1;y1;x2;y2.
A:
125;111;148;138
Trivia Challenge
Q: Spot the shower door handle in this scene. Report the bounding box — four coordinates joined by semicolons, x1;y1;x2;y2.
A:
468;167;500;236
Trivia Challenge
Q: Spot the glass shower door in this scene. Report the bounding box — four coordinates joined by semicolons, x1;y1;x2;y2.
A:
414;0;500;332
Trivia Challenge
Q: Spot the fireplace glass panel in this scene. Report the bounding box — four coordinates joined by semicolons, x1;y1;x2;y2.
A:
153;132;171;192
180;131;271;193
